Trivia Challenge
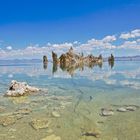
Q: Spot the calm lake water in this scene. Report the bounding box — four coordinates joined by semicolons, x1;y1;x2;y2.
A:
0;60;140;140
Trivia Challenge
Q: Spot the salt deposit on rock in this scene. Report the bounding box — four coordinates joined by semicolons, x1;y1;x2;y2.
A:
5;80;40;97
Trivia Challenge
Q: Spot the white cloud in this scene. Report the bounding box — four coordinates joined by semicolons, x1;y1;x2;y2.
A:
1;29;140;59
79;35;116;53
102;35;116;42
6;46;13;50
120;29;140;39
0;43;75;59
118;40;140;49
137;38;140;42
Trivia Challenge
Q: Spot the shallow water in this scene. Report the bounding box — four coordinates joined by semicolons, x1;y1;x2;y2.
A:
0;60;140;140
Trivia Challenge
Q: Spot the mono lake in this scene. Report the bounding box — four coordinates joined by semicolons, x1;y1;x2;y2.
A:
0;60;140;140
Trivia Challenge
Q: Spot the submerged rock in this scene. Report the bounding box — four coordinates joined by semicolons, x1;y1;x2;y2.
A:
82;131;100;138
11;96;30;104
0;116;16;126
5;80;40;97
117;107;127;112
117;106;137;112
52;111;60;118
47;129;54;134
50;95;72;101
60;101;72;106
30;118;50;130
0;106;6;113
113;137;118;140
101;108;114;116
8;128;17;132
126;106;137;111
41;134;61;140
14;108;32;115
97;121;104;124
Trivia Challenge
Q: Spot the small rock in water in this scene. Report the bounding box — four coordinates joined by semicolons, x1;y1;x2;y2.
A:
101;108;114;116
97;121;104;124
60;101;71;106
14;114;23;120
117;107;127;112
0;106;5;113
8;128;17;132
60;105;65;109
82;131;101;138
10;135;16;139
89;96;93;101
41;134;61;140
14;108;32;115
30;118;50;130
52;111;60;118
0;116;16;126
11;96;29;104
126;106;136;111
47;129;54;134
113;137;118;140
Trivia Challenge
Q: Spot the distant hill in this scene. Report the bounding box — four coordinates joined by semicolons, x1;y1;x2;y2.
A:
0;56;140;65
0;59;42;66
115;55;140;61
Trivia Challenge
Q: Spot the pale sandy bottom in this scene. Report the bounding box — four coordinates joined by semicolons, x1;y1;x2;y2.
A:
0;61;140;140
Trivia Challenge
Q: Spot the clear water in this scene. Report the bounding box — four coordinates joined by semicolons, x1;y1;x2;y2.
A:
0;61;140;140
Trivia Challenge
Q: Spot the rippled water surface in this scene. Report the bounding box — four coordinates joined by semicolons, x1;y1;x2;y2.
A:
0;60;140;140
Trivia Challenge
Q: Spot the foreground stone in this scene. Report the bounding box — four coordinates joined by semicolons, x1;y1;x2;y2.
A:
0;106;6;113
14;108;32;115
101;108;114;116
5;80;40;97
82;131;101;138
117;107;127;112
126;106;137;111
41;134;61;140
30;118;51;130
52;111;60;118
117;106;137;112
0;116;16;126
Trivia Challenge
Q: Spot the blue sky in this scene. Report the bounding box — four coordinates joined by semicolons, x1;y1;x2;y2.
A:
0;0;140;59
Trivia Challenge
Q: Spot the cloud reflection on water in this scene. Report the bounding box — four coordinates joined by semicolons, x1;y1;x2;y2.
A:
0;61;140;90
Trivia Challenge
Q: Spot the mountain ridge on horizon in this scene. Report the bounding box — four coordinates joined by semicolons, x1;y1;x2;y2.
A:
0;55;140;62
